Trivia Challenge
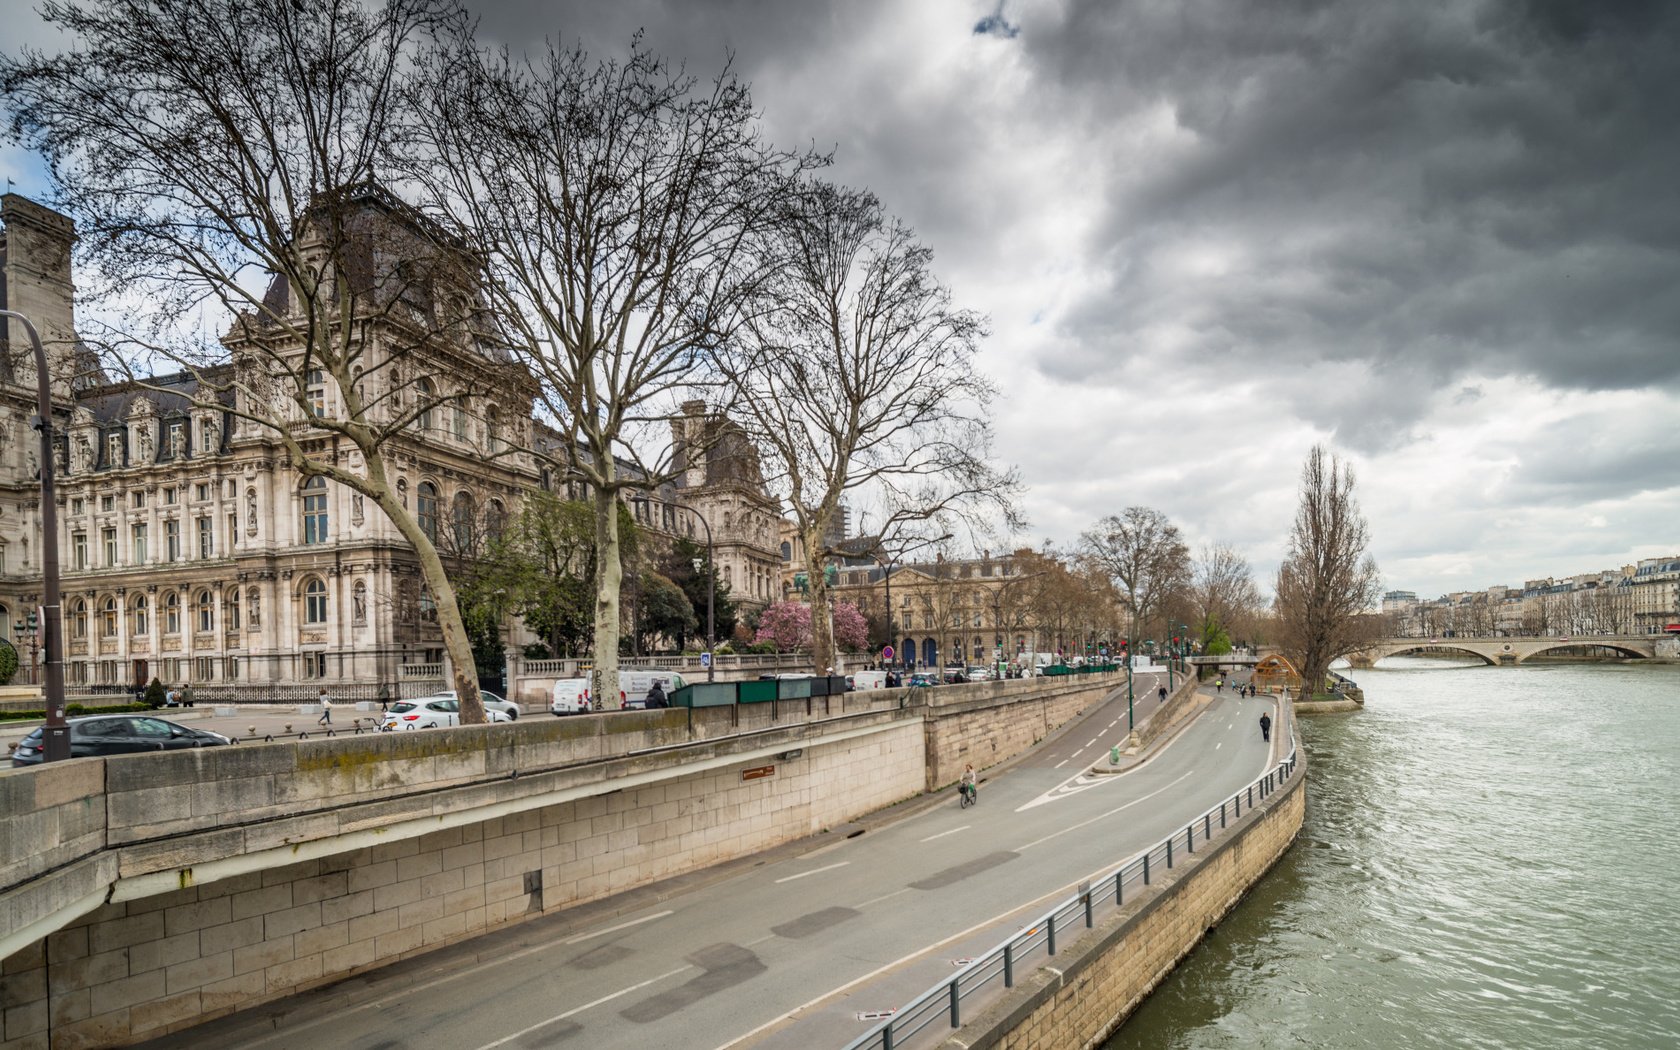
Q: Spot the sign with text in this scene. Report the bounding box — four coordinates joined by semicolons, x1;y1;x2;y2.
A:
741;765;776;782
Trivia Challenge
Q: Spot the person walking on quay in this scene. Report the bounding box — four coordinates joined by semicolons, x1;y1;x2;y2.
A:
1216;678;1224;693
1259;710;1272;742
317;688;333;727
180;681;194;708
1158;684;1168;703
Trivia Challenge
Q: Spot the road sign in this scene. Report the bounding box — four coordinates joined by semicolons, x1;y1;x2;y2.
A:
700;651;712;668
882;645;895;662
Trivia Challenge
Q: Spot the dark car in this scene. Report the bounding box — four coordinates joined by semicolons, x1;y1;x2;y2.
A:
9;715;233;767
908;673;939;687
942;668;970;684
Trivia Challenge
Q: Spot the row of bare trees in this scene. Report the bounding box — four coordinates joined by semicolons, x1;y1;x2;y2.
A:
3;0;1016;717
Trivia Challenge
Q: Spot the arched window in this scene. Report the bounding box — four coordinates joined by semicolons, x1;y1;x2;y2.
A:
779;541;791;562
485;499;507;544
100;597;118;638
197;590;214;633
416;378;434;430
417;482;438;543
419;585;437;623
72;599;87;639
303;578;328;625
451;491;476;551
131;595;147;635
164;593;180;634
302;476;328;544
225;588;241;631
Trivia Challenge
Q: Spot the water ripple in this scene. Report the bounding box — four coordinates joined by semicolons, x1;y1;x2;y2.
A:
1108;660;1680;1050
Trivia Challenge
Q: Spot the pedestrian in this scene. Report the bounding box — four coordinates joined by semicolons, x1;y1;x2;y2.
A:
181;681;194;708
645;680;667;709
1216;678;1224;693
1158;684;1168;703
165;685;178;707
317;688;333;726
1259;710;1272;742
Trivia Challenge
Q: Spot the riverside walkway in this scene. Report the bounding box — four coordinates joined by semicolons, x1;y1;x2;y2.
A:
129;674;1284;1050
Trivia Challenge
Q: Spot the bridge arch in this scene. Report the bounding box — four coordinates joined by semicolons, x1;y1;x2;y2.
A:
1516;642;1652;663
1372;643;1498;666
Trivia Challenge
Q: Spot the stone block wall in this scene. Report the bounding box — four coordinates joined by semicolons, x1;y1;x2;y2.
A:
923;675;1119;790
0;720;925;1049
945;767;1306;1050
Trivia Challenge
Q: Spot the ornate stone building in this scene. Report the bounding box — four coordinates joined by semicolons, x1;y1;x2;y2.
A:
0;193;782;695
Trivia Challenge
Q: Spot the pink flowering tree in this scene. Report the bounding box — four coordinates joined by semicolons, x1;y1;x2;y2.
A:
833;601;869;651
755;601;813;652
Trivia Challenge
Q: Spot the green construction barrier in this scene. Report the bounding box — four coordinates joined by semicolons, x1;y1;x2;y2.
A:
673;682;737;708
738;679;778;704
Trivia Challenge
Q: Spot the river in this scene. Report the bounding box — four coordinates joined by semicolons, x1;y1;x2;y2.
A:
1106;657;1680;1049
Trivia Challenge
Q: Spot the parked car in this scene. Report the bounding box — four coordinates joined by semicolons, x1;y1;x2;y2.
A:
550;678;593;715
380;697;513;731
966;666;995;681
10;715;232;766
421;690;521;721
942;668;970;684
908;673;939;688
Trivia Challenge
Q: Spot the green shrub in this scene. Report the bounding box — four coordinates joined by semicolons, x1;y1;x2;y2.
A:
0;641;18;686
144;677;167;709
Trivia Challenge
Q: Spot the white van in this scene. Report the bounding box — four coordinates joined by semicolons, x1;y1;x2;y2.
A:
851;670;890;690
616;669;687;709
550;678;593;715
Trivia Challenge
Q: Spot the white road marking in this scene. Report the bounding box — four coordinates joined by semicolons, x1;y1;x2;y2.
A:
856;888;912;908
562;910;674;945
1054;759;1069;768
1015;770;1197;850
1108;720;1118;728
1215;742;1222;750
775;861;849;884
1085;738;1098;747
470;965;692;1050
921;825;970;842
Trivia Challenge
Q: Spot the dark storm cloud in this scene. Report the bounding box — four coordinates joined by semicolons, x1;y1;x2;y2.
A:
1024;0;1680;447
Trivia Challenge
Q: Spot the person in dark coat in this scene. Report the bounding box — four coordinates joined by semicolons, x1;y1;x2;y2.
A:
646;681;668;708
1259;711;1272;742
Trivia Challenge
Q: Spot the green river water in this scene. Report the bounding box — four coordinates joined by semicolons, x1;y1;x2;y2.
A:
1106;657;1680;1050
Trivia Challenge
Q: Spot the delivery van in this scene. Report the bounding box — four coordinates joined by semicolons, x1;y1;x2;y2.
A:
851;670;890;690
616;669;688;709
550;678;592;715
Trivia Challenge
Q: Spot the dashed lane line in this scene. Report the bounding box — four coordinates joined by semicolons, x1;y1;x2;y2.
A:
470;965;693;1050
563;910;674;945
1015;770;1197;849
775;862;850;884
921;825;970;843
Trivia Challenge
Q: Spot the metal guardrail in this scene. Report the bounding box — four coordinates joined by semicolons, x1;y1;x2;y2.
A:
841;725;1302;1050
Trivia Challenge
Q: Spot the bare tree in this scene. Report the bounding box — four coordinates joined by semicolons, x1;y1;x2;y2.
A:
2;0;511;720
721;183;1021;673
1081;507;1190;645
1187;543;1263;650
1273;445;1384;697
409;35;811;701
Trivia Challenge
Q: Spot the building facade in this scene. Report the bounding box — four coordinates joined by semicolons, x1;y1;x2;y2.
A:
0;194;781;695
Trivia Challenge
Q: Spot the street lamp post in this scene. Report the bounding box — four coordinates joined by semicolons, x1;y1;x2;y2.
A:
12;613;40;684
638;498;714;682
875;532;951;673
3;309;68;761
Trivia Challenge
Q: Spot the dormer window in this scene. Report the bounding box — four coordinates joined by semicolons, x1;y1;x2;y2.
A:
306;369;326;417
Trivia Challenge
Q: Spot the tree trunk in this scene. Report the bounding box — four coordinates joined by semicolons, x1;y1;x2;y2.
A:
801;528;837;674
591;485;623;709
371;485;487;724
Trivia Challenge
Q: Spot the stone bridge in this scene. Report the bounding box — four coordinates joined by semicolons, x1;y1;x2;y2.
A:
1346;635;1665;667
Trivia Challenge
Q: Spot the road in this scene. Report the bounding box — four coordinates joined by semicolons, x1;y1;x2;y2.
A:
134;676;1280;1050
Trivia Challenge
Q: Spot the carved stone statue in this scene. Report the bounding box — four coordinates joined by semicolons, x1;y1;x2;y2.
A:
351;493;365;527
352;582;367;625
138;424;154;463
73;435;92;472
246;488;258;533
247;588;261;628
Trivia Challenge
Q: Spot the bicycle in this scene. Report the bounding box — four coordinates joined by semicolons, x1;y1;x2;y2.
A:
959;782;977;808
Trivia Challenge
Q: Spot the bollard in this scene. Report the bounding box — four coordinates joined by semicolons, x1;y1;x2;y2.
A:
1166;838;1173;868
949;979;960;1028
1143;854;1150;885
1004;942;1014;988
1115;870;1124;905
1048;913;1057;955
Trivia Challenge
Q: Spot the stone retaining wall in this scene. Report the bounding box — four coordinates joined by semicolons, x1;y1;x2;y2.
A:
0;718;927;1049
921;673;1121;790
942;761;1305;1050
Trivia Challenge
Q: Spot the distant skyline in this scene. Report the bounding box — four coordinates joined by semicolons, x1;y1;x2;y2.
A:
4;0;1676;599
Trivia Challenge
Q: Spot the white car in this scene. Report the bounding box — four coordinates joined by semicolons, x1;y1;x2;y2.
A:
416;690;522;721
380;696;513;731
966;666;995;681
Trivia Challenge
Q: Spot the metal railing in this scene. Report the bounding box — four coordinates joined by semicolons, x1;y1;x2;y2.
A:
842;728;1302;1050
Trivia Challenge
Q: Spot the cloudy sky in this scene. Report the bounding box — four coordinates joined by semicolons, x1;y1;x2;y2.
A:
5;0;1676;599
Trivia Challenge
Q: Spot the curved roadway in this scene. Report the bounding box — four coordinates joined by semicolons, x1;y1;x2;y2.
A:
136;676;1280;1050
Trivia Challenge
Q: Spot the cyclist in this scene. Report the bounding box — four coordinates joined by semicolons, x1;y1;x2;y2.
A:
960;763;978;806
